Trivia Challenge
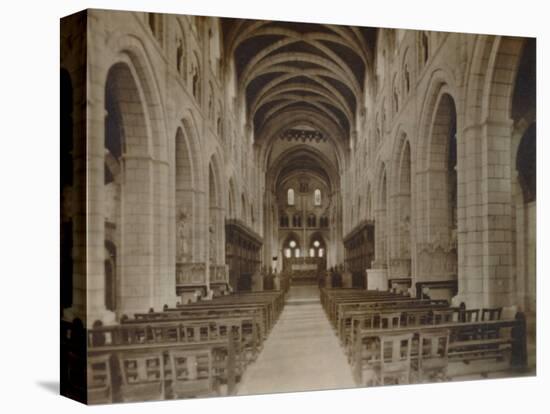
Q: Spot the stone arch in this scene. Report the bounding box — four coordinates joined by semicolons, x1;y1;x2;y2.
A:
102;34;170;163
104;60;155;316
175;126;196;265
416;71;457;235
389;132;413;279
427;93;457;240
483;37;528;123
416;82;458;285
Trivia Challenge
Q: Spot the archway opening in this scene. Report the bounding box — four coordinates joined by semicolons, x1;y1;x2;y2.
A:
420;93;458;284
104;61;151;316
395;140;412;279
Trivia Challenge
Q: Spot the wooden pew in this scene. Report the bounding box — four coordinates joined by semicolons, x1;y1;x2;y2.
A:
321;288;409;326
88;323;239;401
343;305;455;355
87;354;113;404
85;289;288;402
121;314;262;366
351;314;527;385
336;299;450;342
172;290;286;335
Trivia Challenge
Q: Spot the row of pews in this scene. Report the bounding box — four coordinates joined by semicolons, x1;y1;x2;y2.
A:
61;288;288;404
320;288;528;386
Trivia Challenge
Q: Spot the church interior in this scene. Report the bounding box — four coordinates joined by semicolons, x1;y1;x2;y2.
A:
60;9;536;404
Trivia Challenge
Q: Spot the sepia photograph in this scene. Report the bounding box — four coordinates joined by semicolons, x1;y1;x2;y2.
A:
58;7;537;405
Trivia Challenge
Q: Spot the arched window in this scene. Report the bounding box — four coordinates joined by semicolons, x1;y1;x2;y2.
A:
309;239;325;258
287;188;295;206
421;32;429;64
404;64;410;94
176;28;186;80
392;75;399;114
280;213;289;228
192;53;201;101
286;240;300;258
148;13;163;45
314;189;321;206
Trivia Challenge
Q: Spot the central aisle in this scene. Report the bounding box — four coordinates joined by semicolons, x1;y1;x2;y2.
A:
237;286;357;396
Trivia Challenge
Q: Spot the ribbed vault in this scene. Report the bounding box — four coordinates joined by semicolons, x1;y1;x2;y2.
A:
222;19;376;149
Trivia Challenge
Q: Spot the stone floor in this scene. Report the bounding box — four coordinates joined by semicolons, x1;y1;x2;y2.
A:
237;285;356;396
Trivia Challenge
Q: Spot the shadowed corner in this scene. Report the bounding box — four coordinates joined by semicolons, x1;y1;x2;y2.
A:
37;381;59;395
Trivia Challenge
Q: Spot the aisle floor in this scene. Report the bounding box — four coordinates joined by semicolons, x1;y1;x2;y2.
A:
237;286;356;396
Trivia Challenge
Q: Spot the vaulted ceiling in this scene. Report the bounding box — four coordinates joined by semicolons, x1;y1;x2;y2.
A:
222;19;376;147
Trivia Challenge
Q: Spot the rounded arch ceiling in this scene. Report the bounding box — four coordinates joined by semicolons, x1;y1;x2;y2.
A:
266;144;339;193
222;19;376;146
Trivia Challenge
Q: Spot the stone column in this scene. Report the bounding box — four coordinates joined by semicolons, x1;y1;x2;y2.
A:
480;119;515;308
455;119;516;309
85;75;115;326
153;159;178;310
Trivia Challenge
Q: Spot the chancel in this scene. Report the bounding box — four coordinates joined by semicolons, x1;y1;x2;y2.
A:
60;9;536;404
